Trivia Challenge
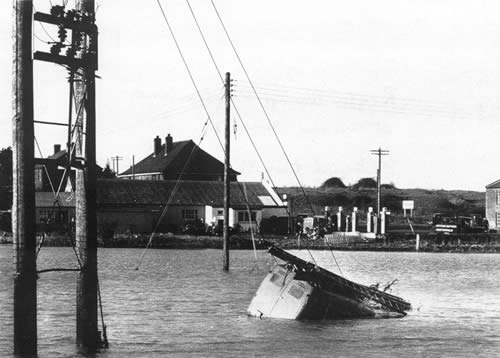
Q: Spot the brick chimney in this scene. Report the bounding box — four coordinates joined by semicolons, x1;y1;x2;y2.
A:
153;135;161;157
165;134;173;155
54;144;61;154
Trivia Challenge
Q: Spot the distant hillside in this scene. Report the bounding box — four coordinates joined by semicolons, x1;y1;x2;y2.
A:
276;186;485;223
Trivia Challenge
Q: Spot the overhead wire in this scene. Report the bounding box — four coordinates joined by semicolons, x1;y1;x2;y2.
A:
33;5;57;43
135;120;212;270
185;0;281;195
155;0;225;155
186;0;304;267
235;81;477;116
209;0;316;216
208;0;350;269
235;87;474;120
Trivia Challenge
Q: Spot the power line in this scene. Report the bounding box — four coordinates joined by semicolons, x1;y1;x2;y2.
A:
185;0;281;201
235;84;477;119
185;0;291;256
210;0;315;215
154;0;225;154
33;5;57;42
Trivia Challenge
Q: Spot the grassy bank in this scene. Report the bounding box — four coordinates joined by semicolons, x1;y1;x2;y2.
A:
2;232;500;253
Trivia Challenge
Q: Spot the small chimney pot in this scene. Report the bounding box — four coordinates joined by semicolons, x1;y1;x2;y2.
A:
154;136;161;156
165;134;173;155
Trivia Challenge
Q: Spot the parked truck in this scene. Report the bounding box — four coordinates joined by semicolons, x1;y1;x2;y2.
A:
431;213;488;234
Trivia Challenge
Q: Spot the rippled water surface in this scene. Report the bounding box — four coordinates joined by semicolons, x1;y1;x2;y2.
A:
1;246;499;357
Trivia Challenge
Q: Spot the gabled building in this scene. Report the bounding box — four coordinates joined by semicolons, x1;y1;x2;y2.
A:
96;179;286;234
35;144;70;192
119;134;240;181
34;179;287;235
35;144;103;192
485;179;500;230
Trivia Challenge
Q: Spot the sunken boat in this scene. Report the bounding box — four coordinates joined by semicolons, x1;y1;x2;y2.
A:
248;246;411;320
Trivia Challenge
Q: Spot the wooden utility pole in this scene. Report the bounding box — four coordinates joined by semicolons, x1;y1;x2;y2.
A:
223;72;231;271
75;0;99;351
12;0;37;354
370;148;389;233
111;155;123;174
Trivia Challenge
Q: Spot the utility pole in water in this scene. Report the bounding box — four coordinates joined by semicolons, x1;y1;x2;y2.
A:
18;0;101;352
33;0;100;349
12;0;37;354
74;0;99;351
370;148;389;232
223;72;231;271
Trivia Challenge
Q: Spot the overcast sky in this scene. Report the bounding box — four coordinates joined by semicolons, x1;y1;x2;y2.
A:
1;0;500;191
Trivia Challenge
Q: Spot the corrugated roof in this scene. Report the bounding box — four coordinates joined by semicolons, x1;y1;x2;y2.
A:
486;179;500;189
96;179;281;208
119;140;240;177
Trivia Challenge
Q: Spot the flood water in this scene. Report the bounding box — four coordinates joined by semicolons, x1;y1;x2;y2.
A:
1;246;499;357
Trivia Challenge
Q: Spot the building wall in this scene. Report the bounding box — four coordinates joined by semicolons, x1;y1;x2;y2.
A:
262;207;288;219
36;206;75;230
97;208;155;234
160;205;206;230
485;188;499;230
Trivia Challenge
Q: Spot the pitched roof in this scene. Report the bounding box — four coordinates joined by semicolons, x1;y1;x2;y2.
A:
96;179;283;209
486;179;500;189
119;140;240;177
47;149;67;161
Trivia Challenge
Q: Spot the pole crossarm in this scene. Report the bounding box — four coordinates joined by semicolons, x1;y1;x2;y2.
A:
33;9;98;71
34;11;95;33
34;51;87;68
34;119;70;127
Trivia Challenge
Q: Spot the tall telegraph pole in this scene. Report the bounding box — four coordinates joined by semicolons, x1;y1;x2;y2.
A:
74;0;99;351
370;148;389;227
223;72;231;271
12;0;37;354
20;0;100;352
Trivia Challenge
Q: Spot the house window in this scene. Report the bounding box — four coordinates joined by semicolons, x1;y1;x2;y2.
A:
497;190;500;205
35;169;43;184
238;211;256;222
40;210;69;223
39;210;49;223
182;209;198;220
217;210;224;216
496;212;500;228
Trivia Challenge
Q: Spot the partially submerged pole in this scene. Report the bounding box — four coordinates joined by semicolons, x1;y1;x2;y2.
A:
12;0;37;354
223;72;231;271
75;0;99;351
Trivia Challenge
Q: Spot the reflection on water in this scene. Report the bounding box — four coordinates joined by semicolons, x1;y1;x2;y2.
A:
1;246;499;357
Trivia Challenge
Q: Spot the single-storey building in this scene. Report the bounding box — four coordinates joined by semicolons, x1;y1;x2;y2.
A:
35;191;75;232
485;179;500;230
35;179;286;235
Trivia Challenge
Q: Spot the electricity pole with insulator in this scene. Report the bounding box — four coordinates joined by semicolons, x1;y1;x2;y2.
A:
73;0;99;351
370;148;389;233
223;72;231;271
